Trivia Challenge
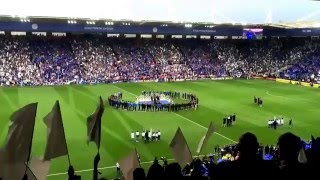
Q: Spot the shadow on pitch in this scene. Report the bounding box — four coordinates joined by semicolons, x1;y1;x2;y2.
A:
53;86;71;105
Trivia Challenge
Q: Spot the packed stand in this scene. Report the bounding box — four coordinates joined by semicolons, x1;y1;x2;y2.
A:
71;38;118;84
1;35;320;86
280;40;320;83
30;37;81;85
0;37;38;86
112;39;160;81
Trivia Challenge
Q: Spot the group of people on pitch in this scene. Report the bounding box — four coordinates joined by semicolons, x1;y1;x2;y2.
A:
254;96;263;107
131;130;161;143
222;114;236;127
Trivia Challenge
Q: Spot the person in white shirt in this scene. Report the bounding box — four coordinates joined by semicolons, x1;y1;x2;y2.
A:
142;130;145;141
131;132;135;142
116;162;121;177
149;130;152;141
136;131;140;142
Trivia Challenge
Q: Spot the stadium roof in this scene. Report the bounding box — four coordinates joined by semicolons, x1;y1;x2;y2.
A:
0;0;319;28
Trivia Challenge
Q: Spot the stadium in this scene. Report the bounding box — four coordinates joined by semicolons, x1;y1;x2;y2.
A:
0;0;320;179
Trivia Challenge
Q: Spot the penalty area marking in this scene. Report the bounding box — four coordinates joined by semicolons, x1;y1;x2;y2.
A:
265;91;315;102
265;91;288;99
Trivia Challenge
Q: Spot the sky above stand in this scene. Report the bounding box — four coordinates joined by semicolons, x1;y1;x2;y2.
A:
0;0;319;23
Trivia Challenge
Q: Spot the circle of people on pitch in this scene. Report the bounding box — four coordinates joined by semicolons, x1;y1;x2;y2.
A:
131;130;161;143
107;91;199;112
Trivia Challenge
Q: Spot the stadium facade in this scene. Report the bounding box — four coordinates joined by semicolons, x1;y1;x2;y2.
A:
0;16;320;37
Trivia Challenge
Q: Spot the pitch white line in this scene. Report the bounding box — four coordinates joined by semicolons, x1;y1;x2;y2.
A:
48;155;207;177
265;91;288;99
265;91;314;102
173;113;237;143
47;160;154;177
112;84;237;143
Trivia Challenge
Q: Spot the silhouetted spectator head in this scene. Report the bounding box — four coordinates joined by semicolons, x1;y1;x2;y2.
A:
191;159;203;177
182;163;191;175
238;132;259;160
133;168;145;180
165;162;182;178
153;157;158;164
207;163;217;179
278;132;301;163
22;174;28;180
146;163;165;180
310;136;320;165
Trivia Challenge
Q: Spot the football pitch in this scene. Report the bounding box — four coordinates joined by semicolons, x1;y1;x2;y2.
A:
1;79;320;179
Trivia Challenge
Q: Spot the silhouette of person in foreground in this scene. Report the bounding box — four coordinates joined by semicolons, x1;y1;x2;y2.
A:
133;168;145;180
215;132;278;180
146;160;165;180
165;162;182;179
278;132;309;178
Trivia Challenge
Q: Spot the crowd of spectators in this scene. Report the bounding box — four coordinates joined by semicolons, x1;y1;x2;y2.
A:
1;35;320;86
129;132;319;180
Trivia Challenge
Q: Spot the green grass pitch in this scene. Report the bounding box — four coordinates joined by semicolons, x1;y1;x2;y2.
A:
1;79;320;179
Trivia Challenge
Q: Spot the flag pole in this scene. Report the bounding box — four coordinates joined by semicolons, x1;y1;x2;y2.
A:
24;104;37;175
98;96;103;153
62;116;71;166
98;114;101;153
60;102;72;166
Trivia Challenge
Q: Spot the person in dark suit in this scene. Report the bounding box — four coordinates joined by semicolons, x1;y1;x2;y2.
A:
145;131;149;143
259;99;263;107
222;118;226;127
232;113;236;123
289;119;292;128
273;120;277;130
